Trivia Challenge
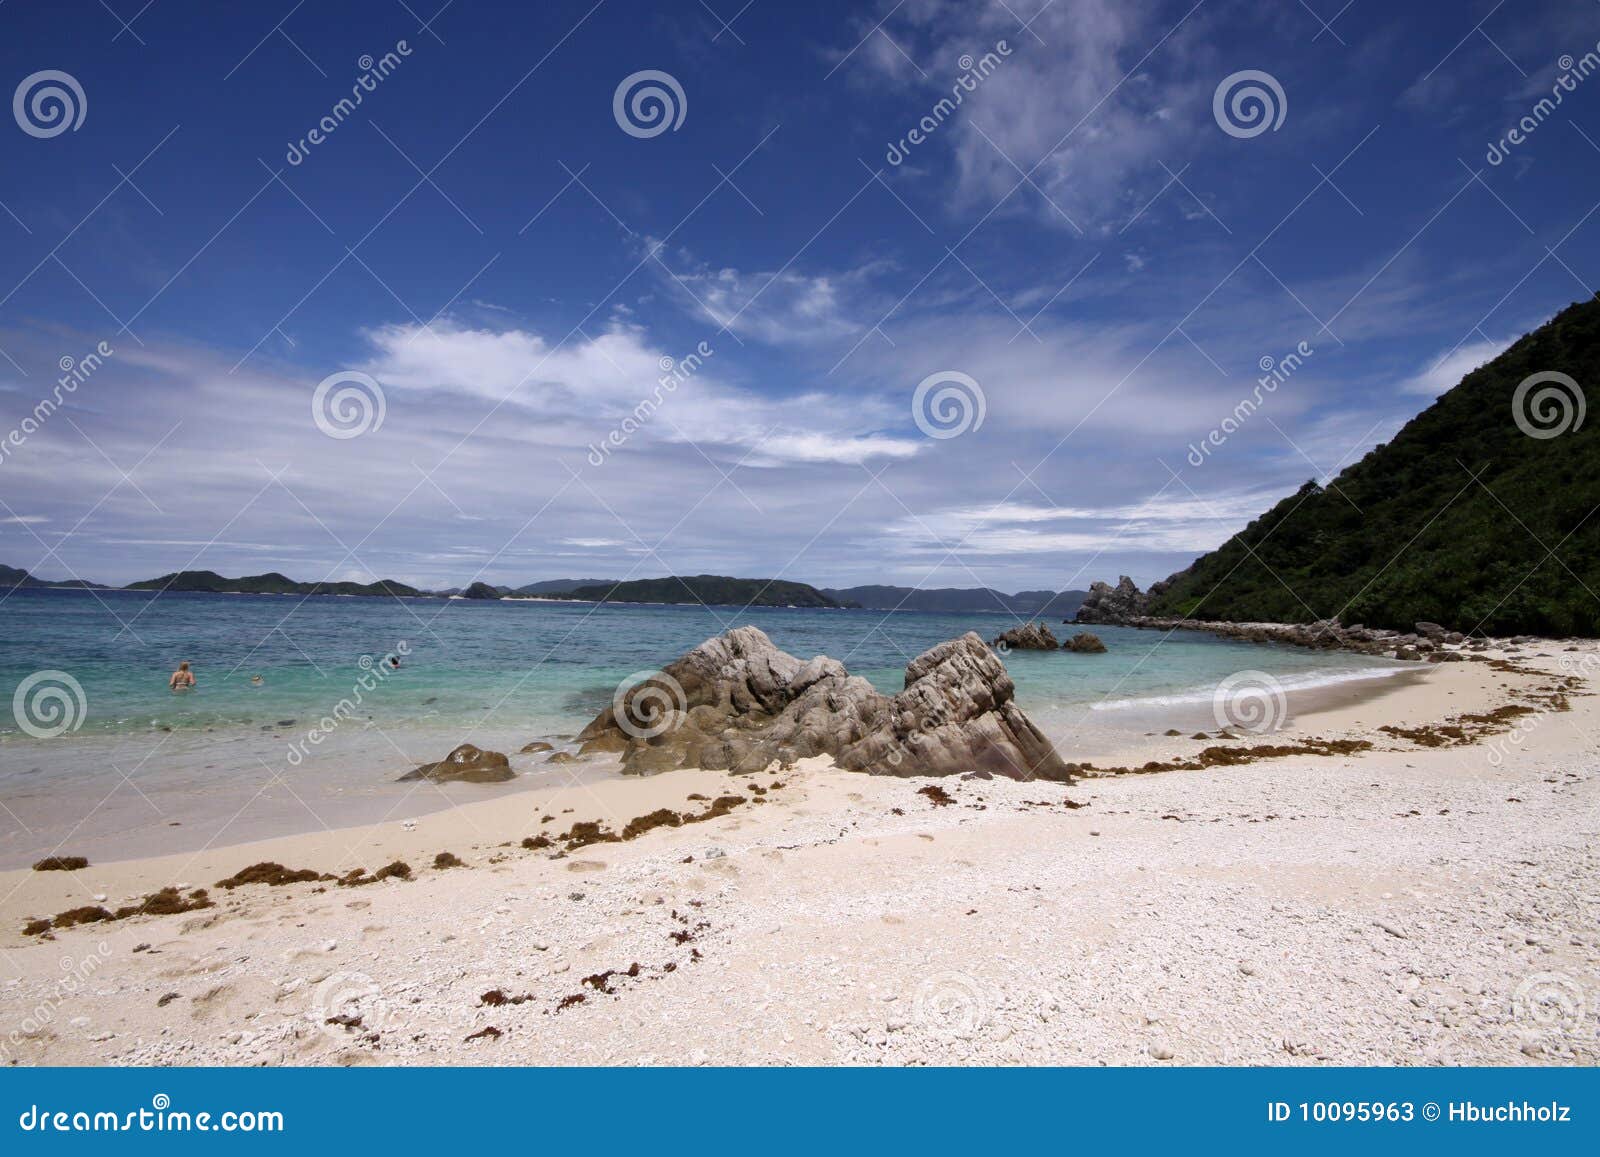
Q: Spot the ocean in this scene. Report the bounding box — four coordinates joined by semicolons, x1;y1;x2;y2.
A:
0;588;1409;865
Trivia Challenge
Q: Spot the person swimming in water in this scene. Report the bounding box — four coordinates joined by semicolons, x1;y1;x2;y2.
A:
169;661;196;691
250;674;264;687
389;655;401;669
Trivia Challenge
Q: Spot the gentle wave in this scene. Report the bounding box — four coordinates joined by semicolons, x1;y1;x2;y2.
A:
1089;663;1413;712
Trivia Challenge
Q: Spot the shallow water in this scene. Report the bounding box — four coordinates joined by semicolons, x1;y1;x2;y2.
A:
0;588;1406;864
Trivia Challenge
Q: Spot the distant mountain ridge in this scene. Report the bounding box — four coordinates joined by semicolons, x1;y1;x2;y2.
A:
820;585;1088;616
4;566;1089;616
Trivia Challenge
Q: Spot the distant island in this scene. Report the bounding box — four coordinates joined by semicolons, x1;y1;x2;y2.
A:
3;565;1087;614
122;570;426;598
537;575;846;608
0;564;108;590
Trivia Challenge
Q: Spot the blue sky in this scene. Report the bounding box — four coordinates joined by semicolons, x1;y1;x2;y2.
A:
1;0;1598;592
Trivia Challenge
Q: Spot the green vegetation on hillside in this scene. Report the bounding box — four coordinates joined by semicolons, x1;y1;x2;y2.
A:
552;575;845;608
1147;297;1600;636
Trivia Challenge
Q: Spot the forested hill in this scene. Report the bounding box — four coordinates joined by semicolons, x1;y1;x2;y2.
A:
549;575;845;608
1146;297;1600;636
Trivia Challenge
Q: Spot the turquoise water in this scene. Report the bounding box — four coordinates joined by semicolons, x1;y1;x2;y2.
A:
0;589;1408;865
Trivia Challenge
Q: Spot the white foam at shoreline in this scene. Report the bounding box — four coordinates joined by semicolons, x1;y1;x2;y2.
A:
1089;663;1413;712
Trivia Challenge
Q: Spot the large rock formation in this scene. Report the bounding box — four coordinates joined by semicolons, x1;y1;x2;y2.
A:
991;621;1059;650
398;743;514;783
576;626;1072;782
1065;631;1107;653
1073;576;1151;624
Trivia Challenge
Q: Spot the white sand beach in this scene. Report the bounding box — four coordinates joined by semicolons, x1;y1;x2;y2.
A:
2;639;1595;1066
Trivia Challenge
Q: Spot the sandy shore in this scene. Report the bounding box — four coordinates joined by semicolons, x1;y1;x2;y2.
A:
2;639;1596;1065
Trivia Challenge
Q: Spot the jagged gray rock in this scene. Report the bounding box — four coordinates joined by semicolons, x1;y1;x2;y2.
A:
992;621;1059;650
576;626;1072;782
1074;576;1149;624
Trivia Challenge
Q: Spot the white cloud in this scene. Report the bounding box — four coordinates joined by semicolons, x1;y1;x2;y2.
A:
358;319;918;467
1400;335;1513;395
887;489;1285;556
855;0;1205;229
645;238;875;345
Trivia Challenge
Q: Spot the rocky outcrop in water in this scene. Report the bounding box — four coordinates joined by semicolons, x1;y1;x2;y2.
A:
1074;576;1153;624
991;622;1059;651
398;743;514;783
575;626;1072;782
1065;632;1107;653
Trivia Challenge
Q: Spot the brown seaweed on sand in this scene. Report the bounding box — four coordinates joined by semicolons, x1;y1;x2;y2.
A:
215;862;331;889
